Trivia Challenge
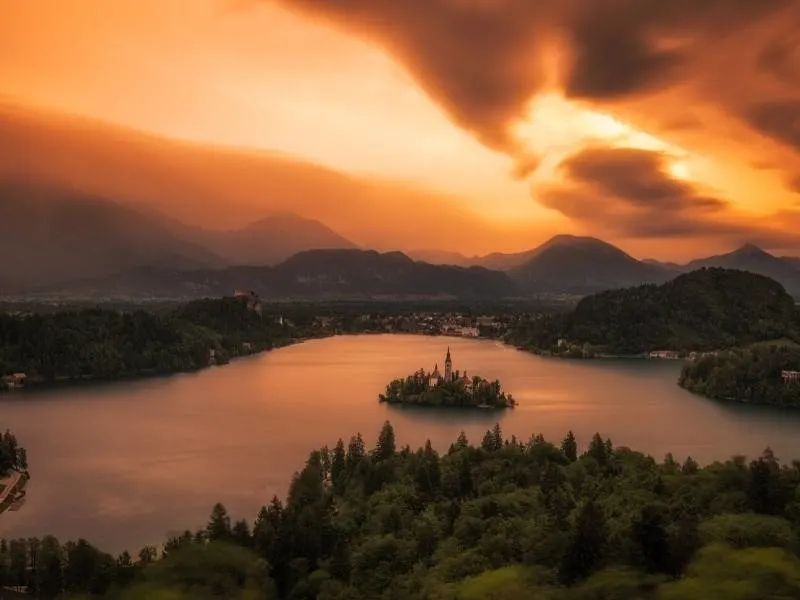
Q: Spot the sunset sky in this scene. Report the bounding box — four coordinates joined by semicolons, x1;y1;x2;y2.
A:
2;0;800;260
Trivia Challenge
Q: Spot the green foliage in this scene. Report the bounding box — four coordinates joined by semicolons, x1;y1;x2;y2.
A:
510;268;800;355
379;370;514;409
659;544;800;599
8;424;800;599
0;297;294;385
679;342;800;406
118;542;275;600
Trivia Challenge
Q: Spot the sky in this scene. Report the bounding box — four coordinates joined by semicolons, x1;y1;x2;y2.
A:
2;0;800;260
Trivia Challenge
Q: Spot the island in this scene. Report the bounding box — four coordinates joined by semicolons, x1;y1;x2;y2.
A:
379;347;515;408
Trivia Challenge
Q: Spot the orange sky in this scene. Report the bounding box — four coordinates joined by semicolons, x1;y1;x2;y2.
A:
2;0;800;260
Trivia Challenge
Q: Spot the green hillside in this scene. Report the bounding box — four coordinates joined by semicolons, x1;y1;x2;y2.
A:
510;268;800;355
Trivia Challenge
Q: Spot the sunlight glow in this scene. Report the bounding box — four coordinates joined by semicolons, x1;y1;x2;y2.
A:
511;93;685;181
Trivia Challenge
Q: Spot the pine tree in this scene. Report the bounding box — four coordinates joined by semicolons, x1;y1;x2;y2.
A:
481;429;495;452
207;502;232;541
346;433;366;473
331;439;346;493
561;431;578;462
491;422;503;451
586;433;609;466
374;421;396;462
560;498;607;583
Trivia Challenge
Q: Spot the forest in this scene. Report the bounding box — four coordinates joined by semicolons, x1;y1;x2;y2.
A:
4;422;800;598
0;297;301;388
379;371;514;409
508;268;800;356
679;342;800;407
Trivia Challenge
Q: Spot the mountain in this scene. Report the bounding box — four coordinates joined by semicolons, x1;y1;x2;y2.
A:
406;249;474;267
0;179;225;292
39;249;521;300
475;250;540;271
510;268;800;355
408;248;545;271
187;213;358;266
781;256;800;271
508;235;670;294
683;243;800;297
0;101;529;253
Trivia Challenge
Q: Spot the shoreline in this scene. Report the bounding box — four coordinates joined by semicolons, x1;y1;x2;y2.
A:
1;330;686;399
0;470;29;516
0;335;326;398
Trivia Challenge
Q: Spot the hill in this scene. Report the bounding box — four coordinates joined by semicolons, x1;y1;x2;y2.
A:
0;179;225;292
38;249;521;301
509;268;800;355
182;213;358;266
683;244;800;297
508;235;670;294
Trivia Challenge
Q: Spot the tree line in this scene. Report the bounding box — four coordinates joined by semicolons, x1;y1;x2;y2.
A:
0;297;300;387
5;422;800;598
680;342;800;407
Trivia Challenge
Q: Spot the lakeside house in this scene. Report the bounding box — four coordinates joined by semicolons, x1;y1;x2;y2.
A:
1;373;26;391
782;370;800;383
649;350;680;360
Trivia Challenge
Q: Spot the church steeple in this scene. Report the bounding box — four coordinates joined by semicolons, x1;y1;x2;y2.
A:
444;346;453;381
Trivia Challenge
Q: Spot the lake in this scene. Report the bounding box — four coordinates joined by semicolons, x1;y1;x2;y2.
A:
2;334;800;554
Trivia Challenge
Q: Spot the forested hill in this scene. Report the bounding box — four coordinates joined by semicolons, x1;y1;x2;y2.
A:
0;296;299;387
5;422;800;598
509;268;800;355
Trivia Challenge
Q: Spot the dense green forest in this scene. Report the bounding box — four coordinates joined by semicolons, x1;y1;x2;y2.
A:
508;269;800;356
0;297;301;387
379;371;514;409
679;342;800;407
5;422;800;598
0;430;26;476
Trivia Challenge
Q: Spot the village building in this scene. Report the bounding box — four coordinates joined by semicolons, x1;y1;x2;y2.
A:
782;370;800;383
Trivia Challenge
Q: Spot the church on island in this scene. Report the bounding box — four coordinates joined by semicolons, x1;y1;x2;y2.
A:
426;347;487;393
379;346;515;409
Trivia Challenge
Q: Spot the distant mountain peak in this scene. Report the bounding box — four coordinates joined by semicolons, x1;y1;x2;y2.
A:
733;242;769;256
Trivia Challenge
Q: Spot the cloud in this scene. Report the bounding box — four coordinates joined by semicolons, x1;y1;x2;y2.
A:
275;0;798;162
535;146;800;251
536;146;734;238
745;100;800;152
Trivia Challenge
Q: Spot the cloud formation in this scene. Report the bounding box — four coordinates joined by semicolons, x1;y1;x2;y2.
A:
276;1;799;149
536;146;800;250
537;147;732;238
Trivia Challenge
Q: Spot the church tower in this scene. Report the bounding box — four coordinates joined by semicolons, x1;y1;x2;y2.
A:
444;347;453;381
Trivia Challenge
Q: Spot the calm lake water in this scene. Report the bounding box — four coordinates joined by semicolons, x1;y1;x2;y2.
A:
3;334;800;553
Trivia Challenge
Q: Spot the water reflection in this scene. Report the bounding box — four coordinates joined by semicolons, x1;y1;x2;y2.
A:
2;334;800;553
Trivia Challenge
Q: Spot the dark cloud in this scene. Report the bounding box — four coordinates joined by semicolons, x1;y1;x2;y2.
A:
562;148;726;211
758;27;800;85
276;0;796;161
790;174;800;195
745;100;800;151
537;146;739;239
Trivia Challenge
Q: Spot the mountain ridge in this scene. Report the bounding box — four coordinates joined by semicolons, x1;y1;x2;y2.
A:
34;249;521;301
